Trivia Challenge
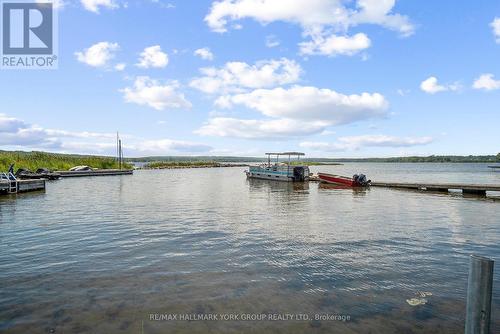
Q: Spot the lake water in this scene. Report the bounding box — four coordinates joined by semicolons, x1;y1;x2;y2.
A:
1;163;499;333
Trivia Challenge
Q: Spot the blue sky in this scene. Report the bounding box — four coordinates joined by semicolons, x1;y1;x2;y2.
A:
1;0;499;158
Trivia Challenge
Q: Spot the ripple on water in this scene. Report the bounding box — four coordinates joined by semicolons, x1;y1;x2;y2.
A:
1;165;499;333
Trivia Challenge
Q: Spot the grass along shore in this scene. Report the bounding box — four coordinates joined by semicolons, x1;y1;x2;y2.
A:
142;160;342;169
0;151;132;172
142;161;248;169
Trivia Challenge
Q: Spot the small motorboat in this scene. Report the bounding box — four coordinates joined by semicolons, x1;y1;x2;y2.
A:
15;168;61;180
69;165;94;171
318;172;371;187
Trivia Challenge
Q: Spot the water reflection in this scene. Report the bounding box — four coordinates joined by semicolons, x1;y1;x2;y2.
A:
247;178;310;192
317;182;369;196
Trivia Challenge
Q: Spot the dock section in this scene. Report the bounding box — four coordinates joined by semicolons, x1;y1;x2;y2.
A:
0;179;46;195
371;181;500;196
57;169;133;178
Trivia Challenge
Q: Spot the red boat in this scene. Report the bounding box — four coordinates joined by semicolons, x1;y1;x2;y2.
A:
317;172;370;187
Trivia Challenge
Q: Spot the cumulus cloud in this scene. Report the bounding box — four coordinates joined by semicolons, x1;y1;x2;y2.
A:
472;73;500;91
81;0;118;13
300;135;433;151
194;47;214;60
75;42;119;67
205;0;414;56
136;45;169;68
121;76;192;110
195;117;329;139
420;76;460;94
215;86;388;125
299;32;371;56
491;17;500;43
206;0;413;34
0;114;118;149
197;86;388;140
189;58;302;94
0;114;211;155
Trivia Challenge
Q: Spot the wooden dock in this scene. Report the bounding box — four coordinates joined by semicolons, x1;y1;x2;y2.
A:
57;169;133;178
0;179;46;195
370;181;500;196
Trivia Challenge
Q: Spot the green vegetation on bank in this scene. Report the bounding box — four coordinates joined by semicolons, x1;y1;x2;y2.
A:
130;154;500;164
0;150;132;172
332;154;500;163
144;161;222;168
289;161;343;166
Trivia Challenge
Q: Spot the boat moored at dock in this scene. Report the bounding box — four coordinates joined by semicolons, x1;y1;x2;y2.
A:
318;172;371;187
246;152;310;182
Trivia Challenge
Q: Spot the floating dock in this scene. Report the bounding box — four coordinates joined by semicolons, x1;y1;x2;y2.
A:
0;179;46;195
370;181;500;196
57;169;133;178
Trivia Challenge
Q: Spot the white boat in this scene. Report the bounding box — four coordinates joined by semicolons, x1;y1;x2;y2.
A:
245;152;310;182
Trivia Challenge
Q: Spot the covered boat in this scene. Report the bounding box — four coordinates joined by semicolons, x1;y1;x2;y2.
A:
246;152;310;182
318;172;370;187
15;168;61;180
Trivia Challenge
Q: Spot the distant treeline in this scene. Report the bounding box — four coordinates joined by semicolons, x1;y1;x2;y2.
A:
0;150;132;171
1;151;498;173
128;154;500;163
127;156;265;162
333;154;500;163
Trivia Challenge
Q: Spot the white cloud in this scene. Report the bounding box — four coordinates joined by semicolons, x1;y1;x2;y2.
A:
197;85;388;139
150;0;175;9
194;47;214;61
472;73;500;91
190;58;302;94
420;76;460;94
300;135;433;152
491;17;500;43
114;63;126;71
75;42;119;67
265;35;280;48
136;45;169;68
195;117;328;139
206;0;413;34
121;76;192;110
215;85;388;125
205;0;414;56
299;32;371;56
0;114;211;155
0;114;118;149
81;0;118;13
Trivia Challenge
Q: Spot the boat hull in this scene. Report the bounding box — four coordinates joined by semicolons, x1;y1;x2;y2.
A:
246;171;293;182
246;165;310;182
318;173;358;187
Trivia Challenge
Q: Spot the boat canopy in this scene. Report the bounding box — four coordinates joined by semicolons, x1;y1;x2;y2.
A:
264;152;305;166
265;152;305;156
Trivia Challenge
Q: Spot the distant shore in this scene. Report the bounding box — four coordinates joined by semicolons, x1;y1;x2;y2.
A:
139;161;344;169
1;150;498;173
141;161;248;169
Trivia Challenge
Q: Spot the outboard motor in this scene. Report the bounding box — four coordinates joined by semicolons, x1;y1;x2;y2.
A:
353;173;371;186
293;167;305;181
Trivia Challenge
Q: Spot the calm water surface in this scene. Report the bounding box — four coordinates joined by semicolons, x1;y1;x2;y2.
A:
1;163;499;333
